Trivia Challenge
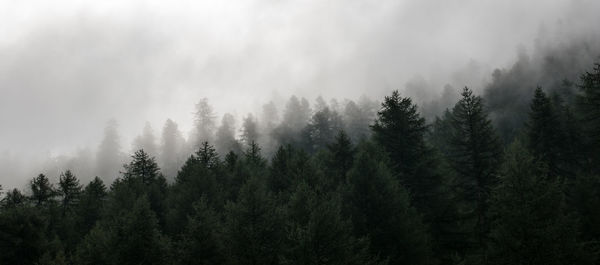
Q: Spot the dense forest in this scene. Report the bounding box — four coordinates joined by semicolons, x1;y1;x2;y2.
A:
1;63;600;265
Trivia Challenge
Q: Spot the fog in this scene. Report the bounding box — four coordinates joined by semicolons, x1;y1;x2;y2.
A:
1;0;600;189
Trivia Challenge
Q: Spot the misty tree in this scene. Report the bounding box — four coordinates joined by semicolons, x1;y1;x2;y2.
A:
1;188;27;209
57;170;82;213
240;113;259;147
193;98;217;147
343;97;377;143
215;113;242;155
303;107;344;152
122;149;160;185
273;96;311;146
159;119;186;181
133;122;158;158
447;87;502;254
96;119;123;182
76;177;107;235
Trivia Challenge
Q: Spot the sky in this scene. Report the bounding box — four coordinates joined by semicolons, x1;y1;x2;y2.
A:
1;0;599;187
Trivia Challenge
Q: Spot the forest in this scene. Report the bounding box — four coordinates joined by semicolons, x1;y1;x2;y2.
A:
1;62;600;265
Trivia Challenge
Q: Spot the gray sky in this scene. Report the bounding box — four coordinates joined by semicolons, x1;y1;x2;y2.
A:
1;0;599;187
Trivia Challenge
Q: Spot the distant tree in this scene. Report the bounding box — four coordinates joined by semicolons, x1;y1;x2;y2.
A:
447;87;502;254
133;122;158;158
1;188;27;209
122;149;160;185
343;98;377;143
223;176;285;265
159;119;186;181
486;141;591;265
344;141;432;265
303;107;344;152
241;113;259;147
243;141;267;169
273;96;312;146
193;98;217;146
215;113;242;155
30;174;56;207
96;119;123;182
58;170;82;213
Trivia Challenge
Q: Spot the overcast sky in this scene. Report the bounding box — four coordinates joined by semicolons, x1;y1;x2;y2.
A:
1;0;599;165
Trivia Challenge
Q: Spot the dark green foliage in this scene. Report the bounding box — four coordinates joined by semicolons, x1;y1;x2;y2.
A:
325;130;355;184
175;198;225;265
527;87;564;178
76;177;107;235
284;182;381;265
58;170;82;213
30;174;56;207
123;149;160;185
0;206;48;265
2;188;27;209
486;141;591;265
344;141;432;265
75;196;169;265
303;107;344;152
447;87;502;252
224;175;285;265
576;64;600;173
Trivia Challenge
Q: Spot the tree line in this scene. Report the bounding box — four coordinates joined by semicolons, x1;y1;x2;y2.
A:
1;64;600;264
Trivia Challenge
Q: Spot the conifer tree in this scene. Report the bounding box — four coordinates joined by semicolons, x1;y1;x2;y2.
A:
58;170;82;213
527;86;563;177
76;177;107;234
344;141;432;265
576;64;600;173
223;176;285;265
486;141;590;265
447;87;502;252
30;174;56;207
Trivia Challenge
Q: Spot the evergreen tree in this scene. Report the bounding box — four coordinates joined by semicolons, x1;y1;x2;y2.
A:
215;113;242;155
344;141;432;265
224;175;285;265
284;183;380;265
175;198;225;265
527;86;563;178
0;206;48;265
447;87;502;252
76;177;107;234
122;149;160;185
30;174;56;207
76;196;169;265
576;64;600;173
58;170;82;213
486;141;591;265
159;118;186;181
325;130;355;186
303;107;344;152
2;188;27;209
241;113;259;147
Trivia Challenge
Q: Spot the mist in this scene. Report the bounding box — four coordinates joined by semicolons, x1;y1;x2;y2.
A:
2;0;600;189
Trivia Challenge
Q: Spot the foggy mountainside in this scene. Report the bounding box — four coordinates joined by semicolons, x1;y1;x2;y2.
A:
3;1;600;265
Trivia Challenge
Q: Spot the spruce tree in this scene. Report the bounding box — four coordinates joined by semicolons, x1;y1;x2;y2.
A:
527;86;563;178
486;141;590;265
344;141;432;265
223;175;285;265
58;170;82;213
576;64;600;173
30;174;56;207
447;87;502;252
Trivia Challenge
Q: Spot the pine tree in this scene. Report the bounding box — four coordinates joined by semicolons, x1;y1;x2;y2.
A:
58;170;82;213
486;141;591;265
122;149;160;185
224;176;285;265
30;174;56;207
284;183;380;265
325;130;355;186
75;196;168;265
76;177;107;235
527;86;563;178
447;87;502;252
344;141;432;265
175;198;225;265
576;64;600;173
2;188;27;209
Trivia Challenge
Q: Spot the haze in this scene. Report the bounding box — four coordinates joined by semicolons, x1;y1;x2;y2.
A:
1;0;599;188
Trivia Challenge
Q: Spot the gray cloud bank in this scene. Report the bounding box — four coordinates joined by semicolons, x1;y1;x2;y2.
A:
1;0;600;188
